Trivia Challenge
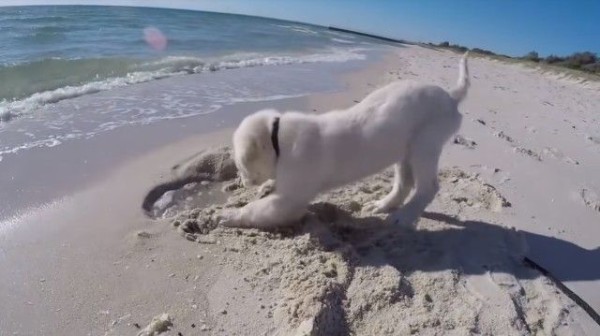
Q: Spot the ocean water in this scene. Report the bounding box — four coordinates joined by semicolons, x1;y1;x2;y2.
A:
0;6;383;163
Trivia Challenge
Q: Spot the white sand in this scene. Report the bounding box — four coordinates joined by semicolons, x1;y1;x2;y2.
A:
153;146;592;335
136;313;173;336
1;45;599;335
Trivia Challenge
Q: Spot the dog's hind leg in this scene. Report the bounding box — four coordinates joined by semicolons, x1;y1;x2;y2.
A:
365;161;414;213
388;134;443;228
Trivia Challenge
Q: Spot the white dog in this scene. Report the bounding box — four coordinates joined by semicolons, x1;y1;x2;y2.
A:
221;53;469;229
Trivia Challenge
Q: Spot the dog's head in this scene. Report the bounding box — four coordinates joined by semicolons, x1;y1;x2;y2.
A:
233;109;281;187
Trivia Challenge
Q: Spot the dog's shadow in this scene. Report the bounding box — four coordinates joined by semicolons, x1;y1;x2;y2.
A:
257;203;600;334
300;202;600;283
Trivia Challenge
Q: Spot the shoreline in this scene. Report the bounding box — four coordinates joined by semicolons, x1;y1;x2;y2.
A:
0;48;398;334
0;49;384;223
1;45;599;335
0;95;307;223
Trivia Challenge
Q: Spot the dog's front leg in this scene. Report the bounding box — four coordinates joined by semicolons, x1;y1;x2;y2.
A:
219;193;307;229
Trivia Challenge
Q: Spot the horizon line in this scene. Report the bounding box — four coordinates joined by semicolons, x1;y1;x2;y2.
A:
1;3;597;58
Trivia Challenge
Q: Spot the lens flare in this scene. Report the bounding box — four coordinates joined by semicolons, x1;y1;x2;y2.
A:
143;27;167;51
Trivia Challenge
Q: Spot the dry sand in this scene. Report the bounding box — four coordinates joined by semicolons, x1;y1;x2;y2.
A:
1;45;599;335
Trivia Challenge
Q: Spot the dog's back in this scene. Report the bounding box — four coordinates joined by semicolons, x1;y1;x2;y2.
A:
310;53;469;189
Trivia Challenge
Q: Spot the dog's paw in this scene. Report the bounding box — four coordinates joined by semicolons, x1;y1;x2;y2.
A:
257;179;276;199
216;209;243;228
363;199;393;214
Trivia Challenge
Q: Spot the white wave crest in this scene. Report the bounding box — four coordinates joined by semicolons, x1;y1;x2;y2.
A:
0;69;178;122
273;24;319;35
331;38;355;44
0;48;366;122
142;47;366;73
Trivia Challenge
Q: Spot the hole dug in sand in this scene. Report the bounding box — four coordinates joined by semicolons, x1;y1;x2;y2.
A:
140;147;591;335
142;147;237;219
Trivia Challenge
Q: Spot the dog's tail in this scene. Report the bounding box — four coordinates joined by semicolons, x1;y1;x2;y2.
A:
449;52;470;103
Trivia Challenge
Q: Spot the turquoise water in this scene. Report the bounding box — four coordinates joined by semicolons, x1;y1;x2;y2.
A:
0;6;373;117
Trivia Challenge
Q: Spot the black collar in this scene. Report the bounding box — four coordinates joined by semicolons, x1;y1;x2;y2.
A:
271;117;280;158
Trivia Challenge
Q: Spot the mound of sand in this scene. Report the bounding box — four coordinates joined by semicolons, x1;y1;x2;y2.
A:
137;313;173;336
144;147;583;335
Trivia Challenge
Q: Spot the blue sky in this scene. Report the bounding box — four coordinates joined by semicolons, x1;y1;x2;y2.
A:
4;0;599;57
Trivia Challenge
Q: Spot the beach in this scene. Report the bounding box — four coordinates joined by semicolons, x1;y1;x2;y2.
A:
0;5;383;222
1;41;599;335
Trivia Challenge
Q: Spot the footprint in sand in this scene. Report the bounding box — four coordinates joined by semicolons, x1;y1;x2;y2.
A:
438;167;512;213
490;135;570;165
494;130;514;143
494;130;578;165
514;147;543;161
463;272;531;333
453;134;477;149
580;188;600;212
586;135;600;145
541;147;580;165
526;126;537;134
